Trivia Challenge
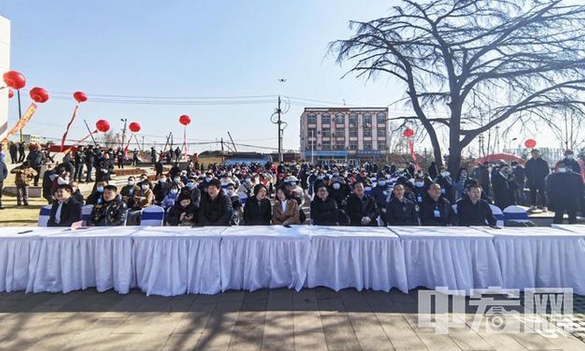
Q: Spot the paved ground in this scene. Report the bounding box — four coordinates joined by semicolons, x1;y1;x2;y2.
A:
0;288;584;351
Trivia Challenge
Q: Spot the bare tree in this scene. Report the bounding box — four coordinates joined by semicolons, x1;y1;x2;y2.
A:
332;0;585;173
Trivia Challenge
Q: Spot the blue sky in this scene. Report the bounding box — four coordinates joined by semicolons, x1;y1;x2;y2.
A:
0;0;402;153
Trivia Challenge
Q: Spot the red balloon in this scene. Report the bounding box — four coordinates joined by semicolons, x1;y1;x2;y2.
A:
525;139;537;148
96;119;110;133
73;91;87;103
403;128;414;138
8;89;14;99
179;115;191;126
29;87;49;103
3;71;26;90
128;122;141;133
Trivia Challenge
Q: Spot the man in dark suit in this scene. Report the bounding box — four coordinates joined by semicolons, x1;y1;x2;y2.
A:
419;183;455;226
456;184;497;226
343;180;379;226
47;184;82;227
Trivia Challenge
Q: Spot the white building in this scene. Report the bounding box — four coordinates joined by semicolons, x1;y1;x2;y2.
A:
0;15;10;141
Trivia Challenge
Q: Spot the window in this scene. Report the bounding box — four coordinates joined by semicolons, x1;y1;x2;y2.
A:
322;129;331;137
363;113;372;127
349;113;358;126
307;141;316;150
336;128;345;137
335;143;345;150
308;128;317;138
307;114;317;124
335;114;345;124
363;129;372;137
321;114;331;125
377;128;386;137
349;142;358;150
322;141;331;150
377;140;386;150
377;113;387;124
364;143;372;150
349;128;358;137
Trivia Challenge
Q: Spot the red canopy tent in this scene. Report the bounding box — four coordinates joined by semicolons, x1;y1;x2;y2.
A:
475;153;525;165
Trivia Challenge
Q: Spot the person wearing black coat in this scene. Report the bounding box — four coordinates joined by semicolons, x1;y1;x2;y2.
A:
561;150;582;175
456;184;496;226
371;177;389;224
0;157;7;209
511;161;526;205
343;181;379;226
419;183;455;226
84;146;96;182
525;149;549;211
88;185;127;226
428;162;438;180
47;184;82;227
198;179;233;226
26;147;45;186
328;180;351;208
386;184;418;226
9;142;17;164
310;183;338;225
491;165;518;211
546;161;584;224
474;162;491;197
166;193;198;226
73;146;85;182
243;184;272;225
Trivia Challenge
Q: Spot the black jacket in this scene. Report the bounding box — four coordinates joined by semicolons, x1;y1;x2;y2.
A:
546;171;584;209
492;172;517;210
456;197;496;226
180;186;201;209
327;184;351;208
166;203;198;226
0;159;7;182
243;197;272;225
26;150;45;168
419;195;455;226
48;197;82;227
198;191;233;226
386;197;418;226
525;157;549;187
88;199;127;226
310;197;338;226
343;193;379;226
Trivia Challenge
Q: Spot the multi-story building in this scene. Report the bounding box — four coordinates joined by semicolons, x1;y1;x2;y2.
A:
0;15;10;141
300;107;389;165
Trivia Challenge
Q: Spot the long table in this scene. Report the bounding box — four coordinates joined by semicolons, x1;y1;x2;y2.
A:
0;225;581;296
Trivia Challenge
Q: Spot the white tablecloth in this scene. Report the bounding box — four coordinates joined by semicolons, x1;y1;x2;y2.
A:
0;227;66;293
478;226;585;294
30;227;137;294
302;226;408;293
132;226;224;296
389;226;502;294
220;226;311;292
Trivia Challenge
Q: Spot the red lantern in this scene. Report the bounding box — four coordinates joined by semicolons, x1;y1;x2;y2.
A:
8;89;14;99
525;139;537;148
128;122;141;133
179;115;191;126
96;119;110;133
29;87;49;103
73;91;87;103
3;71;26;90
403;128;414;138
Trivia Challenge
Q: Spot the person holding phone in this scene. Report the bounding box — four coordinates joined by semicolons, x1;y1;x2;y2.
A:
166;193;197;226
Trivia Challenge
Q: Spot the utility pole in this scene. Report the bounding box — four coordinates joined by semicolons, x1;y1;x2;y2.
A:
120;118;127;151
227;131;237;152
83;119;98;146
277;95;283;163
221;138;225;152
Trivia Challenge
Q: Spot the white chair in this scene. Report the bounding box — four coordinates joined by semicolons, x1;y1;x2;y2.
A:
503;205;530;224
238;192;248;205
365;186;373;196
489;204;505;227
37;205;52;227
140;205;165;226
81;205;93;225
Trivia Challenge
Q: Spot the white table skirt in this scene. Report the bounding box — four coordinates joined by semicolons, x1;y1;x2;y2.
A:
0;228;66;293
220;226;311;292
132;227;224;296
389;226;502;294
302;226;408;293
479;227;585;294
30;227;136;294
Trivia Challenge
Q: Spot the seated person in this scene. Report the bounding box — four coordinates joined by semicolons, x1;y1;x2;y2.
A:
198;178;233;226
161;184;180;208
152;175;170;205
48;184;82;227
272;187;300;225
419;183;455;226
456;183;496;226
120;176;138;207
88;185;127;226
126;180;155;225
386;184;418;226
166;193;197;226
226;182;243;225
180;177;201;208
243;184;272;225
310;183;338;226
70;181;85;205
86;180;108;205
343;180;379;226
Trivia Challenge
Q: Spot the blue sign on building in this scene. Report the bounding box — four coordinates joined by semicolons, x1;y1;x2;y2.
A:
305;150;348;157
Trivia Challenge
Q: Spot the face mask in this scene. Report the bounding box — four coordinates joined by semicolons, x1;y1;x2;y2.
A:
221;181;228;186
559;168;567;173
96;186;104;193
141;185;149;191
174;178;181;183
333;183;341;190
227;190;234;196
441;171;450;177
57;178;68;185
186;182;194;188
567;155;574;160
378;181;386;186
415;181;424;187
290;182;296;187
128;180;135;186
205;177;212;182
170;189;178;195
317;175;323;180
245;178;252;184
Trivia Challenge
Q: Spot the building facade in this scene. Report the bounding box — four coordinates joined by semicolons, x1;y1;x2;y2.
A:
0;15;10;142
300;107;389;164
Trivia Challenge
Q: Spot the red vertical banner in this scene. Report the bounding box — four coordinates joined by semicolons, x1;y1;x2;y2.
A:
1;103;37;145
408;139;420;171
182;127;187;157
60;104;80;152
